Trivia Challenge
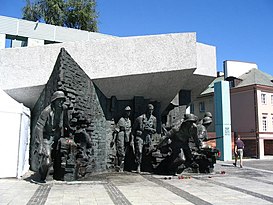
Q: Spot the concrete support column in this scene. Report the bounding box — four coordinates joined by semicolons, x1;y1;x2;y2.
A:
259;138;264;159
28;38;44;47
11;39;25;48
0;34;5;49
214;81;232;161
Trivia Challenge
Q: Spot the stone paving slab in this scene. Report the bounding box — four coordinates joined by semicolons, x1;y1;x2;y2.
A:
0;159;273;205
0;179;37;205
110;174;193;205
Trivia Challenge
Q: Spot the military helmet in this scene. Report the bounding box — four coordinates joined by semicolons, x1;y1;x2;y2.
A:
204;112;212;118
183;113;197;122
147;104;154;110
51;91;65;102
202;116;212;125
70;117;78;125
125;106;131;111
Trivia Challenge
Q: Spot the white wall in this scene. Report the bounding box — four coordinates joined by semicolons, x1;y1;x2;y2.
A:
196;43;217;77
224;61;258;79
0;33;5;49
28;38;44;47
17;108;31;178
0;112;21;178
0;89;31;178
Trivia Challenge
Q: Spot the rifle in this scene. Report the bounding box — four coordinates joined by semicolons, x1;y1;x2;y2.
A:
203;136;223;142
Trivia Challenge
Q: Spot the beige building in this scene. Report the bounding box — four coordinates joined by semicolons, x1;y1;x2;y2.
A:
231;68;273;159
191;63;273;159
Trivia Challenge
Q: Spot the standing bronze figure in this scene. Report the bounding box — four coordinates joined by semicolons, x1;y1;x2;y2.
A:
132;104;157;173
111;106;132;172
197;112;213;148
35;91;67;182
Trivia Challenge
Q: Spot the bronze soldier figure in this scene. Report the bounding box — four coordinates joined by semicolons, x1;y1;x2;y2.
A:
111;106;132;172
35;91;67;182
157;113;200;175
132;104;157;173
197;116;212;148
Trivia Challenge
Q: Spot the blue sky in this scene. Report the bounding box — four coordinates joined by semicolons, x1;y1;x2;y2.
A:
1;0;273;75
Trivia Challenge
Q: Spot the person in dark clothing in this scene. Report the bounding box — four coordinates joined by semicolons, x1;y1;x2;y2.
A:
233;136;245;168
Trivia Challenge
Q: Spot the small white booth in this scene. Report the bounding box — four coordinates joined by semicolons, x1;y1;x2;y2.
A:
0;88;31;178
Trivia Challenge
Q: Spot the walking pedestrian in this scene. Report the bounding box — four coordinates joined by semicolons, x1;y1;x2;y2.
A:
233;134;245;168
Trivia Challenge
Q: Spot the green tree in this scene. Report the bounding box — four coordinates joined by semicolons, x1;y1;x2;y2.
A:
22;0;42;22
22;0;98;32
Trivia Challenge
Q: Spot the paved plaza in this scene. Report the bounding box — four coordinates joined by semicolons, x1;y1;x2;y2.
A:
1;159;273;205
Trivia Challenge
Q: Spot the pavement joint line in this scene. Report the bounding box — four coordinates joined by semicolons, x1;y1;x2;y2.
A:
196;176;273;203
217;162;273;174
241;166;273;174
60;180;108;185
32;180;108;185
26;184;52;205
104;181;132;205
142;174;213;205
237;175;273;185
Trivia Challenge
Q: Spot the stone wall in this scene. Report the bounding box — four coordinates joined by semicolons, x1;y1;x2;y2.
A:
31;48;111;174
30;48;161;176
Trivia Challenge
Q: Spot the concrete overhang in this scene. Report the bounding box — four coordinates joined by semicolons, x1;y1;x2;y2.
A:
0;32;216;111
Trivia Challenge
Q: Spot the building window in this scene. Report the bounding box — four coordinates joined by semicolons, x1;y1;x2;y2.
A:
262;116;267;131
190;103;194;113
199;102;205;112
261;93;266;104
271;95;273;105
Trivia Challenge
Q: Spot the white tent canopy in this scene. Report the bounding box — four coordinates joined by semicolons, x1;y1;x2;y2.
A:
0;88;31;178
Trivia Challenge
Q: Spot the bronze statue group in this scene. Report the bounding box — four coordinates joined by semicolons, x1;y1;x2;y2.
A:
111;104;218;175
35;91;219;183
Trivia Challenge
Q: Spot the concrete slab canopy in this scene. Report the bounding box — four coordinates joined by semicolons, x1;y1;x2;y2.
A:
0;32;216;111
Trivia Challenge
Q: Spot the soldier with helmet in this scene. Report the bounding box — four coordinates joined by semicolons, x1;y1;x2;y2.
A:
34;90;67;182
132;104;157;173
111;106;132;172
156;113;199;175
197;112;213;148
170;114;199;171
204;111;212;118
